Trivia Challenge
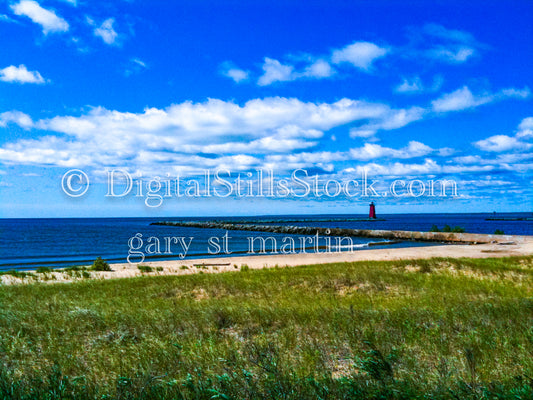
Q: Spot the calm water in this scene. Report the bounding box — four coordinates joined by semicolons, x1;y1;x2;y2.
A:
0;213;531;269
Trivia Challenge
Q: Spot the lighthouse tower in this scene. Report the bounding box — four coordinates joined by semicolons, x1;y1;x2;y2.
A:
369;202;377;219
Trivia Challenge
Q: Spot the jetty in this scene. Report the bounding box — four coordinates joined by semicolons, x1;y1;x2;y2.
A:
150;220;527;245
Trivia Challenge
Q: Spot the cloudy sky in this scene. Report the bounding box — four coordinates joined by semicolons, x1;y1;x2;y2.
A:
0;0;532;217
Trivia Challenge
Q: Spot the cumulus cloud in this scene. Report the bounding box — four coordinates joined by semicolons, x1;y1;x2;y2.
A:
257;57;335;85
10;0;68;34
427;46;475;64
350;107;426;138
331;41;388;70
413;23;484;64
0;111;33;128
431;86;530;112
517;117;533;138
220;62;249;83
395;76;444;94
349;141;433;161
93;18;118;45
0;64;46;84
257;58;294;86
0;97;430;171
301;59;335;78
472;117;533;155
474;135;529;152
227;40;384;86
395;77;424;93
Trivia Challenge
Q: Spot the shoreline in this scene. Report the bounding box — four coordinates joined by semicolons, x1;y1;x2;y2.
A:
2;232;532;285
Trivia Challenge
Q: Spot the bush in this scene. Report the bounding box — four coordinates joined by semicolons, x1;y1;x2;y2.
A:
432;225;465;233
36;266;53;274
240;264;250;272
138;265;153;273
494;229;505;235
0;269;35;279
89;257;111;271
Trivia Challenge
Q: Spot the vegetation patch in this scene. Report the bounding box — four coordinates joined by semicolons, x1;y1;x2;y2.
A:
0;256;531;398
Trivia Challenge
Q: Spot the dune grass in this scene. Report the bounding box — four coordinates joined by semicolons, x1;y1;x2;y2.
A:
0;256;531;399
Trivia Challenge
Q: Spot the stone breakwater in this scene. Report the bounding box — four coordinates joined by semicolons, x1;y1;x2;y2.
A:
151;221;527;244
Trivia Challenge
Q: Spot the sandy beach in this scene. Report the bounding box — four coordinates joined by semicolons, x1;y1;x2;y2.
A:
3;233;532;284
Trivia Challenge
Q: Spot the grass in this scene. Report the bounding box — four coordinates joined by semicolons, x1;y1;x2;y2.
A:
0;256;531;399
137;265;154;273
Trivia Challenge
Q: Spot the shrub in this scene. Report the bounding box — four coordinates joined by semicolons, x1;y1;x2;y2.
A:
240;264;250;272
138;265;153;273
36;266;53;274
494;229;505;235
430;225;440;232
89;257;111;271
451;226;465;233
0;269;35;279
156;266;164;271
442;225;452;232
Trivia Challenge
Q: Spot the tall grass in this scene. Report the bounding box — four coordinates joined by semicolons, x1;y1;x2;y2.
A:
0;256;531;399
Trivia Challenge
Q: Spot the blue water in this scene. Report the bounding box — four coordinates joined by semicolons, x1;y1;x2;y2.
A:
0;213;531;269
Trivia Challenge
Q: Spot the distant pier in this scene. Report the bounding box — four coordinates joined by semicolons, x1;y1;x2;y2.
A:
150;221;525;244
485;217;533;221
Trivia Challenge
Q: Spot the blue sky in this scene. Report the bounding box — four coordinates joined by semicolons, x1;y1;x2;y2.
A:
0;0;532;217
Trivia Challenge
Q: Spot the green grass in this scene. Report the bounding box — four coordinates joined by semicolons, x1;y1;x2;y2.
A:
0;256;531;399
137;265;154;273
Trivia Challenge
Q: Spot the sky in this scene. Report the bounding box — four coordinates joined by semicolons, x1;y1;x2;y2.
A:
0;0;532;217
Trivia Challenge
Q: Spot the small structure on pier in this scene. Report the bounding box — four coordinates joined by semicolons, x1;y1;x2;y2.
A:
369;202;377;219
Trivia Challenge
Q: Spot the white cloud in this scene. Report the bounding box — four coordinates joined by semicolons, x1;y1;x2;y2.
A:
93;18;118;45
468;117;533;161
350;107;426;138
422;23;477;44
500;87;531;99
0;64;46;84
395;75;443;94
57;0;77;6
125;58;148;76
426;46;475;64
517;117;533;138
220;62;249;83
257;58;335;86
227;40;384;86
432;86;488;112
331;41;388;70
257;58;294;86
414;24;483;64
0;111;33;128
349;141;433;161
0;97;429;170
0;14;17;23
431;86;530;113
301;59;335;78
10;0;68;34
395;77;423;93
474;135;531;152
132;58;146;68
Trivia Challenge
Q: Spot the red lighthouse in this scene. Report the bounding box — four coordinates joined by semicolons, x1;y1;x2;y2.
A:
369;202;377;219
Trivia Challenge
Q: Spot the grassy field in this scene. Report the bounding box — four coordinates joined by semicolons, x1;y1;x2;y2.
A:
0;256;531;399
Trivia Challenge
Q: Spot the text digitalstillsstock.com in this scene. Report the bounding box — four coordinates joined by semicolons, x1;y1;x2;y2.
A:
62;168;458;206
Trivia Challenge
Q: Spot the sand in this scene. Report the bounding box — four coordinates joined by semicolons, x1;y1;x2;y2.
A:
3;234;532;284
